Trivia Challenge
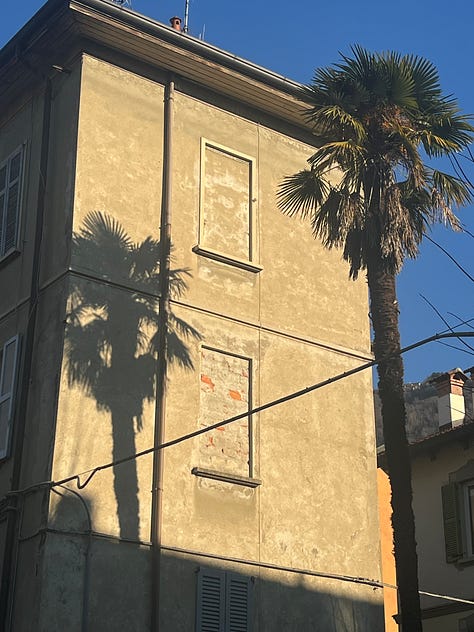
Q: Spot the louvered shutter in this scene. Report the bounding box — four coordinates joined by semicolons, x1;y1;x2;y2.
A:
0;164;6;253
0;148;23;257
196;568;225;632
0;336;20;460
441;483;463;562
225;573;251;632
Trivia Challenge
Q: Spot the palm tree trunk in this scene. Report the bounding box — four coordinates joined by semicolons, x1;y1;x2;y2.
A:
367;261;422;632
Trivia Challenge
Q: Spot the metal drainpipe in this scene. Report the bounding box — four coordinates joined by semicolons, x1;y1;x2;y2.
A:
0;76;52;632
150;76;174;632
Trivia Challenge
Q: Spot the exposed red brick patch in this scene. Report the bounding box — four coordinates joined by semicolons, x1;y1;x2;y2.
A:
201;374;215;391
229;390;242;401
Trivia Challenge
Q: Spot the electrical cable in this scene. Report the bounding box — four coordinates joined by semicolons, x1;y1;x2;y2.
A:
450;154;474;193
424;234;474;285
5;330;474;499
447;313;474;331
436;341;474;356
11;521;474;608
419;294;474;355
418;590;474;607
461;224;474;241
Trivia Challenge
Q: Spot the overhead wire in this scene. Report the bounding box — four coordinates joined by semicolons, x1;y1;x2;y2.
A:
436;340;474;356
424;234;474;285
419;294;474;356
461;224;474;240
5;329;474;500
449;154;474;193
7;518;474;608
447;313;474;331
2;325;474;611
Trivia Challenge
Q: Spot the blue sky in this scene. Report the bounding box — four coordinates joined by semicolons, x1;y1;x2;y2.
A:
2;0;474;383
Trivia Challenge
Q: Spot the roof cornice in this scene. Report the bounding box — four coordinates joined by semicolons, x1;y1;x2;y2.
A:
0;0;310;130
378;420;474;468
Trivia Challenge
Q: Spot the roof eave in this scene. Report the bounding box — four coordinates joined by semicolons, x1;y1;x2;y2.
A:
0;0;311;131
377;420;474;469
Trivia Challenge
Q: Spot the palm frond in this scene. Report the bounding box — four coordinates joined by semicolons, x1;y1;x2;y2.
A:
303;105;366;143
308;140;366;173
277;170;329;218
405;54;442;109
420;115;474;157
280;46;474;279
382;54;417;109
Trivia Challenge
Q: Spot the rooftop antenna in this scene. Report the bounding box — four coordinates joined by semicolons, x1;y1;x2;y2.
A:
112;0;133;8
183;0;190;33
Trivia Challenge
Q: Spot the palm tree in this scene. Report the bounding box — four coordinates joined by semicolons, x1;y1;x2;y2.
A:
278;47;473;631
66;211;200;539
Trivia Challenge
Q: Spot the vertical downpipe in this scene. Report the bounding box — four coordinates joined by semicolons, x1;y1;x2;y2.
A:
150;76;174;632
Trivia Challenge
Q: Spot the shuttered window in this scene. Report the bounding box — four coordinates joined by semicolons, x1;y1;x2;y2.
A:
225;574;251;632
0;336;20;460
441;483;463;562
196;569;252;632
0;147;24;258
196;569;225;631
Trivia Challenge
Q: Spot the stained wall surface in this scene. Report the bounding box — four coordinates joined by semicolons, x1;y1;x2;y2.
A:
3;48;383;631
0;59;82;631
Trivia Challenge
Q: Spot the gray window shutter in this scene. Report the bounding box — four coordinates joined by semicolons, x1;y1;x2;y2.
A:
441;483;463;562
0;148;23;257
0;165;6;253
0;335;20;460
196;568;225;632
225;573;251;632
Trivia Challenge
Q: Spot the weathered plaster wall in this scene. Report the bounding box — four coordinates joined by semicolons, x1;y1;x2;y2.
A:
161;87;382;630
71;55;164;248
39;55;165;631
29;53;382;631
0;61;82;631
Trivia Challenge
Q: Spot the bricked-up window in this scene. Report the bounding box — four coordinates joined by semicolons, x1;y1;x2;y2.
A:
196;139;256;266
199;347;252;477
0;146;24;258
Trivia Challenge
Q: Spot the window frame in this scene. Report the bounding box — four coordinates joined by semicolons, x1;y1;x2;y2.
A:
197;344;255;480
462;480;474;558
193;138;262;273
442;460;474;564
0;335;21;461
0;144;25;261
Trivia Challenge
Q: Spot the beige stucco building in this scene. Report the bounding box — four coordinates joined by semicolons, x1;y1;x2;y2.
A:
0;1;384;630
408;371;474;632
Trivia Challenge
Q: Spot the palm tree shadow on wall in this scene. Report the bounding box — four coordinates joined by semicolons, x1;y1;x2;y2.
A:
65;211;200;541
